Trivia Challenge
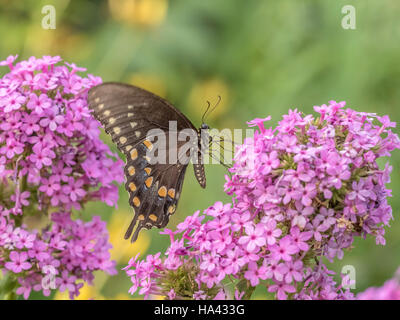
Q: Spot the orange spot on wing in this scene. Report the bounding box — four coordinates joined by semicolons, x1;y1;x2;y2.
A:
145;177;153;188
143;140;153;150
168;188;175;198
133;197;140;207
128;166;136;176
130;149;138;160
158;186;167;197
129;182;137;191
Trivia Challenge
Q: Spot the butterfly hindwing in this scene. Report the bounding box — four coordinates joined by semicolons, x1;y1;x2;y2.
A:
123;145;188;242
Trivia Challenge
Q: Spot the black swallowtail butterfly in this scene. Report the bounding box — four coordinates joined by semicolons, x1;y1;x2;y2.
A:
88;82;208;243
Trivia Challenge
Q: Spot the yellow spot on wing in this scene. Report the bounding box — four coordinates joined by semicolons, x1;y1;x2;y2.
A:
128;166;135;176
144;167;151;175
158;186;167;197
129;182;136;191
145;177;153;188
143;140;153;150
133;197;140;207
168;204;176;214
130;149;138;160
113;127;121;134
120;136;127;144
149;214;157;222
168;188;175;198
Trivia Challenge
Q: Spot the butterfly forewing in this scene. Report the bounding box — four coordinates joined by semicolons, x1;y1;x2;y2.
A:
88;82;204;242
88;83;194;131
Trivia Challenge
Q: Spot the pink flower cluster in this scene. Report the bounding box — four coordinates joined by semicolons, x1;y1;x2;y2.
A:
124;101;400;300
0;55;124;299
357;268;400;300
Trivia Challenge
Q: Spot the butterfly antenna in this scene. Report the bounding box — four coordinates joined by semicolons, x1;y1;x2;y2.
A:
210;95;222;115
201;100;211;124
203;95;222;123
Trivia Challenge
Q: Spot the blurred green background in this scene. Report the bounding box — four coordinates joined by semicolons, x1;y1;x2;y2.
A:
1;0;399;299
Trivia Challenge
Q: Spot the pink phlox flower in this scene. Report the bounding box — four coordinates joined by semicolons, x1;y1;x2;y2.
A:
268;281;296;300
244;261;268;286
5;251;32;273
246;116;271;134
238;223;266;252
270;236;299;262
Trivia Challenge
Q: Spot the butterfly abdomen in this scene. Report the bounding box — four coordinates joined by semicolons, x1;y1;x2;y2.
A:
193;163;206;188
193;139;206;188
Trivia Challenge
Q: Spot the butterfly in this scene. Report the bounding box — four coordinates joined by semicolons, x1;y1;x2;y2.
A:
87;82;209;243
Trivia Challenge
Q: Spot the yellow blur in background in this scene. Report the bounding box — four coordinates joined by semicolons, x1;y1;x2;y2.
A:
109;0;168;27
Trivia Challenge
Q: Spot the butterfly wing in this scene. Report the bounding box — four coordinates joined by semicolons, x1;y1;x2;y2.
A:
122;135;188;242
88;82;198;242
88;82;195;132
